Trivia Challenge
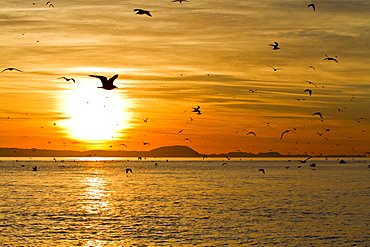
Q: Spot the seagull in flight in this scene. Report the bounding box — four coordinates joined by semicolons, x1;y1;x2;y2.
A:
324;54;338;63
134;9;152;17
258;168;265;174
58;77;75;83
125;168;133;173
313;112;323;119
246;132;256;136
267;65;281;71
183;138;192;143
172;0;188;2
306;81;317;87
280;130;297;140
304;89;312;96
89;74;118;90
269;42;280;50
306;65;316;70
1;67;23;73
308;3;316;11
192;106;201;115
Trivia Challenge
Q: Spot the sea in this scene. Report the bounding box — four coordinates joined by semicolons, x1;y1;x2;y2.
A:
0;157;369;246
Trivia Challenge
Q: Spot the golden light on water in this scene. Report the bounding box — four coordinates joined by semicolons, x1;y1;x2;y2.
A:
59;81;132;146
82;175;111;215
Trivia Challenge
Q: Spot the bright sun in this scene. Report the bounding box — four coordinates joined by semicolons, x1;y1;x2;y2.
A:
60;81;132;144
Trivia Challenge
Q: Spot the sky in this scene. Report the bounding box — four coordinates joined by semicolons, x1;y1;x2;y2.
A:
0;0;369;156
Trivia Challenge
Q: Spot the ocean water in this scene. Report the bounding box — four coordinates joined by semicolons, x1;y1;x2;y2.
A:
0;157;369;246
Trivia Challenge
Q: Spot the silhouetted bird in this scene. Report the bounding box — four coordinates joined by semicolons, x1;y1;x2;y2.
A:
313;112;323;119
258;168;265;174
192;106;201;114
268;65;281;71
32;166;38;171
89;74;118;90
308;3;315;11
310;163;316;167
1;67;23;73
247;132;256;136
304;89;312;96
307;81;317;87
324;54;338;63
222;162;228;166
58;77;75;83
183;138;192;143
143;118;148;123
270;42;280;50
134;9;152;17
125;168;133;173
306;66;316;71
300;156;312;163
280;130;297;140
172;0;188;2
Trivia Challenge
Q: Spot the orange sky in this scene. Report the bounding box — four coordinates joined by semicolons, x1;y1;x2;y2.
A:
0;0;369;156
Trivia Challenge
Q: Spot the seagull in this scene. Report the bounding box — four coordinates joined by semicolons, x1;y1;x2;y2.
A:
304;89;312;96
183;138;192;143
308;3;315;11
300;156;312;163
143;142;150;145
1;67;23;73
280;130;297;140
222;162;228;166
306;65;316;70
313;112;323;119
247;132;256;136
134;9;152;17
268;65;281;71
58;77;75;83
125;168;133;173
258;168;265;174
269;42;280;50
172;0;188;2
143;118;148;123
324;54;338;63
306;81;317;88
192;106;201;115
89;74;118;90
32;166;38;171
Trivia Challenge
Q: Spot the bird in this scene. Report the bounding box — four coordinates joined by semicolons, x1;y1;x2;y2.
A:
125;168;133;173
134;9;152;17
258;168;265;174
300;156;312;163
313;112;323;119
58;77;75;83
1;67;23;73
247;132;256;136
143;118;148;123
306;65;316;70
308;3;315;11
143;142;150;145
183;138;192;143
192;106;201;115
172;0;188;2
222;162;228;166
310;163;317;167
307;81;318;88
89;74;118;90
269;42;280;50
280;130;297;140
32;166;38;171
267;65;281;71
304;89;312;96
324;54;338;63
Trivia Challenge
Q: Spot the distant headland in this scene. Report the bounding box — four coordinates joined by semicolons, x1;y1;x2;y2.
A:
0;146;365;157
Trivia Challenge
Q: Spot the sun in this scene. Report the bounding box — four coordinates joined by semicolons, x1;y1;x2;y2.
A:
59;81;132;146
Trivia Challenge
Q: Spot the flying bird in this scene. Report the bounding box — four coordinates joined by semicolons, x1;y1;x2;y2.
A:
58;77;75;83
306;81;317;88
143;118;148;123
267;65;281;71
258;168;265;174
269;42;280;50
306;66;316;71
308;3;315;11
192;106;201;115
134;9;152;17
280;130;297;140
312;112;323;119
89;74;118;90
300;156;312;163
125;168;133;173
183;138;192;143
324;54;338;63
1;67;23;73
304;89;312;96
246;132;256;136
172;0;188;2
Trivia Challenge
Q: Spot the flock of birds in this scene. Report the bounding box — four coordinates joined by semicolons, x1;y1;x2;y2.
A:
1;0;368;159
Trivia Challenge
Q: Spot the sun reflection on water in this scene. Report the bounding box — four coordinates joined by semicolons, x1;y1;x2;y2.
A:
81;175;111;215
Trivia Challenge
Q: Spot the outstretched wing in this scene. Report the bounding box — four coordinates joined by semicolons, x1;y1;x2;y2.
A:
89;75;108;86
107;74;119;87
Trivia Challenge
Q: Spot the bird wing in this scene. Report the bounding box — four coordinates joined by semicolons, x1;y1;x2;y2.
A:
89;75;108;84
107;74;119;87
134;9;143;11
145;11;152;17
1;68;9;72
280;131;288;140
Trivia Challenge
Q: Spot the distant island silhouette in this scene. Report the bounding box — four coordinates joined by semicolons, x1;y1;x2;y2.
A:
0;145;364;158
